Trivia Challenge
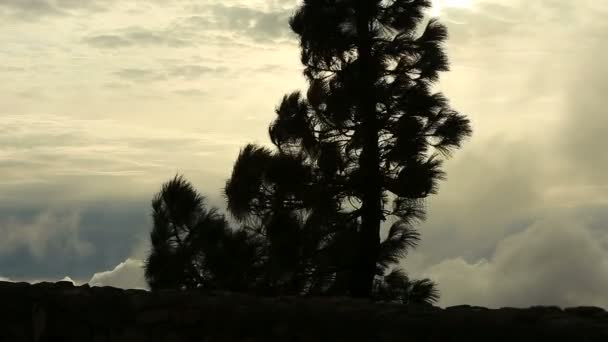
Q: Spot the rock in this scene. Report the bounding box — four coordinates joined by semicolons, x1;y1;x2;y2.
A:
31;305;46;342
1;281;608;341
565;306;607;318
529;306;563;316
446;305;472;311
137;309;170;324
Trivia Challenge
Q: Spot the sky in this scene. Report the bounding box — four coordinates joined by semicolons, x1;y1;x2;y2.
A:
0;0;607;308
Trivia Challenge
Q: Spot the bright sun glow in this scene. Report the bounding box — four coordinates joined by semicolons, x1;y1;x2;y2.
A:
431;0;475;16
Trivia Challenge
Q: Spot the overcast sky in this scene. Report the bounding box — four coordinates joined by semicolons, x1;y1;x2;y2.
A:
1;0;606;308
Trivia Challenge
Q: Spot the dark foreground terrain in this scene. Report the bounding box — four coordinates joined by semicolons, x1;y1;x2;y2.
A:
0;281;607;341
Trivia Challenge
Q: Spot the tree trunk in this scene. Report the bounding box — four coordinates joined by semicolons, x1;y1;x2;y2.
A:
350;0;382;298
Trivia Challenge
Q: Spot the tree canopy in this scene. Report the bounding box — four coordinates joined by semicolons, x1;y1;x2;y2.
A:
227;0;471;297
146;174;438;304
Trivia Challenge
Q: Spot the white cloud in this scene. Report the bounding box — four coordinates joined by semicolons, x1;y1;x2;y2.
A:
60;276;76;284
389;0;608;309
129;236;151;261
412;218;608;308
27;275;78;284
89;258;147;289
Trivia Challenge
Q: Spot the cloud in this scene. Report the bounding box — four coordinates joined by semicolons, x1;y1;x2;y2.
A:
0;201;152;281
0;0;61;18
0;275;77;284
423;0;608;254
0;112;239;280
114;68;167;82
408;138;547;265
559;44;608;185
168;65;227;79
0;0;111;19
419;217;608;308
183;4;294;41
0;210;94;259
173;89;207;97
58;276;76;284
113;65;226;83
0;113;241;197
394;0;608;309
83;3;296;50
0;66;25;72
251;64;291;73
84;27;192;49
83;35;131;48
16;88;47;99
89;258;147;289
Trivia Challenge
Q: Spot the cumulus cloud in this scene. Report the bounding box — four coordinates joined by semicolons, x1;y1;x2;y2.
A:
89;258;147;289
60;276;76;284
559;45;608;186
418;218;608;308
393;0;608;309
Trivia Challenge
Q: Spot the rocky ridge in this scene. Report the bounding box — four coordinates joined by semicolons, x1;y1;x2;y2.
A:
0;281;607;341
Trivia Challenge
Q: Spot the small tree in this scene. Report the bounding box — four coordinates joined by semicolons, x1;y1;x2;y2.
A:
144;175;264;292
146;174;436;304
225;145;439;304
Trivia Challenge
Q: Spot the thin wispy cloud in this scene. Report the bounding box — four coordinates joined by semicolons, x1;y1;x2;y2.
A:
84;27;194;49
0;0;112;19
0;113;245;202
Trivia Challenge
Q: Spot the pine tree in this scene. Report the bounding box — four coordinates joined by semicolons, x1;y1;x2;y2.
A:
264;0;472;297
224;143;441;304
148;0;470;302
145;175;265;292
147;173;437;304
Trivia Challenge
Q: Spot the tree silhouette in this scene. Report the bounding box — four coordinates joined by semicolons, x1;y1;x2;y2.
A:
265;0;472;297
225;145;440;304
147;174;436;304
146;0;470;303
145;175;265;292
224;144;347;295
